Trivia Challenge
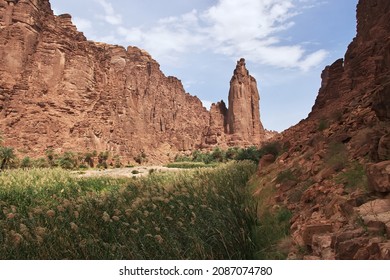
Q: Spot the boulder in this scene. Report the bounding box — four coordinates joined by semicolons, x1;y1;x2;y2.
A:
366;161;390;193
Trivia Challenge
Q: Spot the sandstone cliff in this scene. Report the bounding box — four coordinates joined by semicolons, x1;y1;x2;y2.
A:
0;0;267;163
257;0;390;259
203;59;265;147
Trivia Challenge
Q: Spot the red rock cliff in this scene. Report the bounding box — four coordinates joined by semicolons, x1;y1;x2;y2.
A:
0;0;269;163
0;0;212;163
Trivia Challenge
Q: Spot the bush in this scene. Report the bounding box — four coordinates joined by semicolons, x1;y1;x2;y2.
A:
174;155;192;162
276;169;296;184
57;151;77;170
211;147;226;163
166;162;217;169
20;157;32;169
236;146;261;163
318;119;329;132
325;142;348;171
336;162;368;191
258;141;281;158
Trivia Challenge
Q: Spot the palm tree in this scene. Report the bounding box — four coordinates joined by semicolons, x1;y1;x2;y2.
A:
0;146;16;170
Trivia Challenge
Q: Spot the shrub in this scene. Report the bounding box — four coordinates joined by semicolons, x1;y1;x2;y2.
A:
275;169;296;184
236;146;261;163
20;157;32;169
166;162;217;169
258;141;281;158
97;151;109;169
336;162;368;191
174;154;192;162
325;142;348;171
134;151;147;165
318;119;329;132
211;147;226;162
58;151;77;170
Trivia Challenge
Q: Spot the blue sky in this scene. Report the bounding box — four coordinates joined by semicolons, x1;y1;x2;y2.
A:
50;0;358;132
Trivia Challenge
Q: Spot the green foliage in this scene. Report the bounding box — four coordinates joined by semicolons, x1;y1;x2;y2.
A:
174;155;192;162
0;161;258;259
58;151;77;170
84;152;95;168
97;151;109;169
318;119;329;132
225;147;239;160
253;207;292;259
325;142;348;171
258;141;281;158
113;155;122;168
0;146;16;170
336;162;368;191
33;158;49;168
236;146;261;163
275;169;296;184
45;149;57;167
211;147;226;162
134;151;147;165
20;157;32;169
166;162;218;169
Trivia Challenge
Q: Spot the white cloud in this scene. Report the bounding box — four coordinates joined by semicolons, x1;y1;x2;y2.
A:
95;0;122;25
92;0;328;71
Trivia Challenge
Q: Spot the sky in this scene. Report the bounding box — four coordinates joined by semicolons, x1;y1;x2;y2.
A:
50;0;358;132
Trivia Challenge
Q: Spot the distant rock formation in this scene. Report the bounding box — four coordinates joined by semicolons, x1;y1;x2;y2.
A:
227;58;264;144
203;59;266;147
0;0;268;163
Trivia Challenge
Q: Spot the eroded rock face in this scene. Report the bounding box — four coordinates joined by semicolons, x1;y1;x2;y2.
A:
0;0;268;163
261;0;390;260
203;59;266;147
227;58;264;145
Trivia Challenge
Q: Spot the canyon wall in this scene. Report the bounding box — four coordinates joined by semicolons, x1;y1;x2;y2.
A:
0;0;267;163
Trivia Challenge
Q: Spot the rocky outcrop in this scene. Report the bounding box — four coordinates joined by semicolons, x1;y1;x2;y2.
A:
257;0;390;260
227;58;264;144
203;59;266;147
0;0;268;163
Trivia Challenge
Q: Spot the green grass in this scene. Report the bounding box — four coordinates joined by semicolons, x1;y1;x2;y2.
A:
166;162;218;169
0;162;257;260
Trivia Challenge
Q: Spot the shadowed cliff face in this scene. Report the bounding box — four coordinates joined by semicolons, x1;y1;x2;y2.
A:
260;0;390;260
0;0;268;163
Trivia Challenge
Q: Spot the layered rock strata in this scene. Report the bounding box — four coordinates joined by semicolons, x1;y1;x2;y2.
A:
203;59;265;147
0;0;267;163
260;0;390;259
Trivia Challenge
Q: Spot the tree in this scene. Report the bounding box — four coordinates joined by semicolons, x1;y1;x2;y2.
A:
0;146;16;170
58;151;76;170
84;152;95;168
98;151;109;169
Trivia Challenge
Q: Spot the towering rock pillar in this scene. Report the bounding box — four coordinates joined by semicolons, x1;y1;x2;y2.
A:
227;58;264;144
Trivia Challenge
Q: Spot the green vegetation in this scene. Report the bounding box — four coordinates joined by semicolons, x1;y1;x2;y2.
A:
174;141;282;166
275;169;297;184
0;161;259;260
318;119;329;132
325;142;348;171
249;175;292;260
336;162;368;191
253;207;292;259
166;162;218;169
